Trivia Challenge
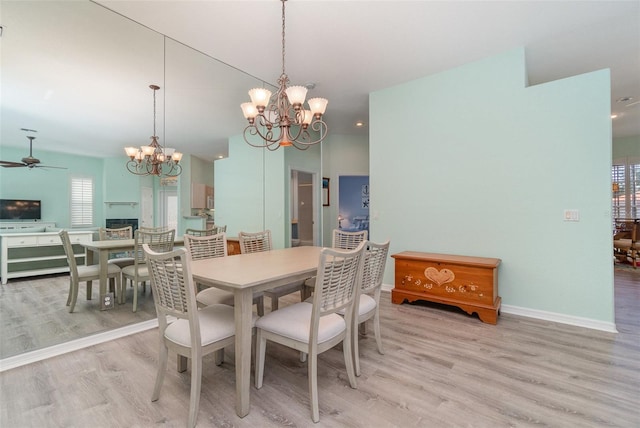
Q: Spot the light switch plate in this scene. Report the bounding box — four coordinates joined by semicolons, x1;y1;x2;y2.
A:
563;209;580;222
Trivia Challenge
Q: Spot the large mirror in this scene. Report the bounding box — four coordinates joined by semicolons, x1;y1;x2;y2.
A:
0;1;319;362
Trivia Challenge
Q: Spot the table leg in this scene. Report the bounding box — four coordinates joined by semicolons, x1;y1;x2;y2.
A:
234;288;253;417
99;249;109;310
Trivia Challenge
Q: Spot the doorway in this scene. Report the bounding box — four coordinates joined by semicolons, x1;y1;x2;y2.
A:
290;170;317;247
158;189;178;231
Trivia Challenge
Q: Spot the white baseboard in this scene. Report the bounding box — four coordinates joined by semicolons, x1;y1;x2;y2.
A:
382;284;618;333
0;318;158;372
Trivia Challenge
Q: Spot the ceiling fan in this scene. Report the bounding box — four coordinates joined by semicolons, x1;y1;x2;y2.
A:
0;136;67;169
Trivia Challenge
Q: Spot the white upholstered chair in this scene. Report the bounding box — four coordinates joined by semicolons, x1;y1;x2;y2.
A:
144;244;250;428
302;228;369;299
183;233;265;316
98;226;135;269
59;230;122;313
239;230;305;311
121;228;174;311
342;239;390;376
254;241;366;423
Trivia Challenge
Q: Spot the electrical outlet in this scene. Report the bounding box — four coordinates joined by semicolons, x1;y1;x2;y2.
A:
103;292;115;310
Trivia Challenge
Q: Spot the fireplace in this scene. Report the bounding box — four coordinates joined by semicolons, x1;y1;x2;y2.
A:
105;218;139;232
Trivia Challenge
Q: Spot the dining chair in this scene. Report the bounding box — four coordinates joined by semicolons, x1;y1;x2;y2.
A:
139;226;169;232
254;240;366;423
185;228;217;237
333;229;368;249
121;229;175;311
98;226;135;268
183;233;265;316
144;244;251;428
239;230;305;311
341;239;390;376
59;230;122;313
614;220;639;268
302;228;369;299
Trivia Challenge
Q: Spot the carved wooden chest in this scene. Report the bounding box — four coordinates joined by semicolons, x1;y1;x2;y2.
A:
391;251;501;324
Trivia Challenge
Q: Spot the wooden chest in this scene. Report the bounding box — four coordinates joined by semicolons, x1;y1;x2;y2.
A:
391;251;501;324
227;237;241;255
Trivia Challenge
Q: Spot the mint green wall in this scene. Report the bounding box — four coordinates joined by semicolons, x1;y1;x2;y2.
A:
0;147;105;228
370;48;614;325
215;135;267;238
321;134;369;245
613;136;640;159
102;157;143;220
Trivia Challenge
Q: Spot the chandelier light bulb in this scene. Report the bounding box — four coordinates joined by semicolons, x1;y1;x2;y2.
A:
248;88;272;109
308;98;328;116
285;85;308;107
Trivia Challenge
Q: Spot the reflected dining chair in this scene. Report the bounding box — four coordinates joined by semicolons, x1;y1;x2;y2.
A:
239;230;305;311
183;233;265;316
185;228;217;237
121;229;175;311
344;239;390;376
144;244;251;428
98;226;135;269
59;230;122;313
255;241;366;423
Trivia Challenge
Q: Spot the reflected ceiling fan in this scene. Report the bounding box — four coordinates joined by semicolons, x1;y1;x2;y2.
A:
0;136;67;169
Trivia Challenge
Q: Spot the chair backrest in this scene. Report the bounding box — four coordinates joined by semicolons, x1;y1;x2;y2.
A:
216;225;227;234
99;226;133;241
239;230;272;254
361;240;390;294
185;228;217;237
139;226;169;232
133;229;175;265
59;230;79;281
312;241;367;319
143;245;199;338
332;229;368;250
184;232;228;261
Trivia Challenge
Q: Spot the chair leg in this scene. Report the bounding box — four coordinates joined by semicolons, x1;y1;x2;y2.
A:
66;278;73;306
344;322;358;389
255;330;266;389
308;350;320;423
373;307;384;355
271;295;279;311
187;353;202;428
68;279;79;313
353;321;361;377
151;342;168;402
132;281;138;312
86;280;92;300
214;349;224;366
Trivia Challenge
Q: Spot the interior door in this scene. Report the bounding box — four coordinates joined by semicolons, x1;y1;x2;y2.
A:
141;186;153;228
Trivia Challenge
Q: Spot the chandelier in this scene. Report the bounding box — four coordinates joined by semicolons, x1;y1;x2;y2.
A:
240;0;328;151
125;84;182;177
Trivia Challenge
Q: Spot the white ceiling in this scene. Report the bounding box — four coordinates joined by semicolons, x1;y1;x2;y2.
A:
1;1;639;163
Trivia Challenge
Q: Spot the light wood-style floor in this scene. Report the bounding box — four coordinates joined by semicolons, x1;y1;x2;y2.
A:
1;269;638;427
0;273;157;359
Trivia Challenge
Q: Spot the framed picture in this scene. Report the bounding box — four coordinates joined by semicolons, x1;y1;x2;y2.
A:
322;177;330;206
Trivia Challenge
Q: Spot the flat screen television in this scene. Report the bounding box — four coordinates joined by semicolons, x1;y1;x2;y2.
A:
0;199;42;220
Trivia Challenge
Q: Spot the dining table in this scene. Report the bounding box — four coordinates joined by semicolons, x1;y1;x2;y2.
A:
82;236;184;309
189;245;322;418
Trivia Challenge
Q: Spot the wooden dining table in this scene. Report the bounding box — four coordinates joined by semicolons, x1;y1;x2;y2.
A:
190;245;322;418
82;236;184;309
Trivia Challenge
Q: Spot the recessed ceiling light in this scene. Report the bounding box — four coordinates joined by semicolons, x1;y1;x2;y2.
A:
218;155;224;159
355;121;365;127
611;114;618;119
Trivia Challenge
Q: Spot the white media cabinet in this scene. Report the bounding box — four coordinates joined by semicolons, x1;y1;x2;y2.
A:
0;226;93;285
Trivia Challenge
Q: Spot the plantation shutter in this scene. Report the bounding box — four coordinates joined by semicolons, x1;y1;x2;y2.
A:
71;176;93;227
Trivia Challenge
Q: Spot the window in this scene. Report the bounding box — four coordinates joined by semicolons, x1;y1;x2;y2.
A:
612;158;640;221
71;176;94;227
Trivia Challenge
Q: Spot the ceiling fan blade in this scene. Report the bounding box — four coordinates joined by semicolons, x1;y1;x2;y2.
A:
35;165;68;169
0;161;27;167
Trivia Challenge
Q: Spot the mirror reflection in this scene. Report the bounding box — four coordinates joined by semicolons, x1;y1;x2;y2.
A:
1;1;318;362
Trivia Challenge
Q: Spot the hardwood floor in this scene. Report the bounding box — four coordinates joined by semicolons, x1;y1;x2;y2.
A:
0;273;157;359
1;270;638;427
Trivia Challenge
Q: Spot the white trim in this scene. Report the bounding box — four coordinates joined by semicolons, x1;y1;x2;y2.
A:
0;319;158;372
500;304;618;333
381;285;618;333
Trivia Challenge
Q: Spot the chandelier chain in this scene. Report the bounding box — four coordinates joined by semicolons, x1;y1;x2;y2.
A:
281;0;286;77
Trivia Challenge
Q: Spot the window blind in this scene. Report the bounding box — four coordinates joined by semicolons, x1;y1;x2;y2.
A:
71;176;93;227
